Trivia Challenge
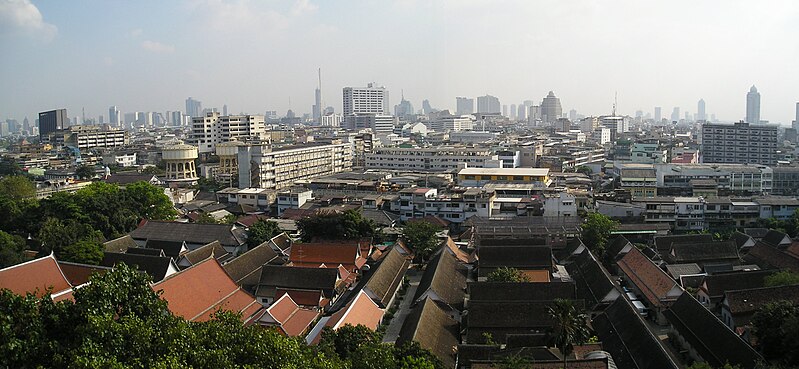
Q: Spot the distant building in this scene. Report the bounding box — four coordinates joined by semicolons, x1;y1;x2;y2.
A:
38;109;67;140
343;83;389;130
238;142;352;190
108;106;121;126
746;85;761;124
654;106;662;122
456;97;474;115
188;112;266;154
426;111;474;132
422;99;434;114
697;99;706;122
540;91;562;124
476;95;500;114
671;107;680;122
701;121;777;165
394;97;414;119
185;97;202;118
366;146;498;172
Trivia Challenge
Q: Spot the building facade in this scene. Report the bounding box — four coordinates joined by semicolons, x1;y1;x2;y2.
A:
365;146;498;172
189;112;266;154
700;121;777;165
238;142;352;190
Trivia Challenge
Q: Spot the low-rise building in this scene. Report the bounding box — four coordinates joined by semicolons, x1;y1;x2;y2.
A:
457;167;550;188
365;146;497;172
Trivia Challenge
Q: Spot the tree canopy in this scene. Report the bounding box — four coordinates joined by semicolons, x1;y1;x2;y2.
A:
0;230;26;268
247;219;283;248
547;298;591;368
752;300;799;366
402;220;443;262
581;212;619;256
0;263;439;369
486;267;531;283
297;209;381;242
764;271;799;287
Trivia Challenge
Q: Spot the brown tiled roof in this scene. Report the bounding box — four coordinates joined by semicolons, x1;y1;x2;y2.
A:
443;237;470;263
152;258;263;323
414;250;467;310
101;252;176;282
235;214;271;228
256;265;339;300
289;241;363;271
275;289;323;307
565;249;617;306
180;241;231;267
222;241;281;290
466;300;566;343
664;293;763;369
468;282;576;302
0;254;72;299
103;235;137;253
700;269;775;299
131;220;246;248
744;241;799;272
57;261;111;286
724;284;799;316
308;290;384;345
762;230;791;248
397;297;460;368
364;247;410;307
654;234;713;253
477;246;552;277
617;247;681;307
667;240;740;264
259;294;319;337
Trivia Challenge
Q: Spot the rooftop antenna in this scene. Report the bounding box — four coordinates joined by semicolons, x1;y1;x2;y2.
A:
612;91;617;116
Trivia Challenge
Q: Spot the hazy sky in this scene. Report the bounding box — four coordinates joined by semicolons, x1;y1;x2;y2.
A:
2;0;798;124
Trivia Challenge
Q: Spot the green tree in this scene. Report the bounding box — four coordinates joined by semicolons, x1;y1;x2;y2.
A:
195;212;219;224
576;165;592;175
0;230;26;268
752;300;799;365
298;209;380;242
581;212;619;256
75;165;96;180
247;219;282;248
686;362;741;369
38;217;104;264
547;298;591;369
403;220;443;262
765;271;799;287
0;175;36;199
486;267;531;283
60;239;104;265
124;181;177;221
319;324;382;361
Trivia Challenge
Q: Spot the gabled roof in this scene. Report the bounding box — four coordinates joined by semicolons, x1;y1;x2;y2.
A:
654;234;713;253
103;235;137;253
443;237;470;264
592;298;679;369
604;235;633;260
130;220;246;248
761;230;792;248
468;282;576;302
126;248;166;257
235;214;271;228
565;249;618;307
477;246;552;277
724;284;799;317
307;290;384;345
668;240;740;264
360;209;400;226
289;241;365;270
0;254;72;299
414;249;467;311
730;231;756;249
152;258;263;323
143;239;187;258
743;228;769;239
700;269;775;299
364;247;410;307
57;261;111;286
617;247;682;308
222;241;281;290
744;241;799;272
397;297;459;368
256;265;339;299
664;263;702;280
259;293;319;337
101;252;177;282
178;241;231;268
466;300;568;343
267;233;293;254
664;293;763;368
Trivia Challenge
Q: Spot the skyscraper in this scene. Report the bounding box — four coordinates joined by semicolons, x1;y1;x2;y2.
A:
38;109;67;139
502;105;508;117
654;107;662;122
517;104;526;121
312;69;322;123
108;106;121;126
476;95;500;114
456;97;474;115
223;104;228;116
697;99;706;122
746;85;760;124
540;91;562;124
795;102;799;127
185;97;202;118
343;83;390;130
422;99;433;114
394;94;414;119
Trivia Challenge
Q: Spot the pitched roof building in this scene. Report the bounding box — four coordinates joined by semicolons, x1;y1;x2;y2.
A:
0;254;74;301
397;297;460;368
257;293;320;337
306;290;384;345
363;246;410;308
413;249;468;311
130;220;247;255
222;241;283;293
565;249;620;308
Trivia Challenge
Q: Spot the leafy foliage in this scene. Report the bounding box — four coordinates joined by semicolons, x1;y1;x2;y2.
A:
75;165;96;180
486;267;531;283
247;219;283;248
38;218;105;264
0;230;26;268
752;300;799;366
319;325;443;369
403;220;443;262
581;212;619;256
547;298;591;368
298;209;381;242
686;362;741;369
764;271;799;287
0;175;35;199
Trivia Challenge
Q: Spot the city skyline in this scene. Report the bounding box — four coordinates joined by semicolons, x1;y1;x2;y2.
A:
2;0;799;124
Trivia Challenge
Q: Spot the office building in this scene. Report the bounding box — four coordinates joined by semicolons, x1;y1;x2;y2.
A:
517;104;527;121
746;86;761;124
320;113;343;127
38;109;67;140
456;97;474;115
56;125;128;150
540;91;562;124
171;111;185;127
185;97;203;118
476;95;500;114
510;104;517;119
671;107;680;122
794;102;799;128
654;107;662;122
343;83;389;130
394;96;414;119
426;111;475;132
365;146;498;172
108;106;121;126
348;114;395;134
700;121;777;165
313;69;322;123
422;99;433;114
697;99;706;122
237;142;352;190
189;112;266;153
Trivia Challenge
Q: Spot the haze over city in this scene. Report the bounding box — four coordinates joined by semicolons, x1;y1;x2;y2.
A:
2;0;798;124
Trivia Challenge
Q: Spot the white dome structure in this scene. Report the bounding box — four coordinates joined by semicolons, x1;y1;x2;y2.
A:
162;141;199;184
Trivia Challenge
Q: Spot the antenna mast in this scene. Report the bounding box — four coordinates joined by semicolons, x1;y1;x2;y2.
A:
612;91;617;116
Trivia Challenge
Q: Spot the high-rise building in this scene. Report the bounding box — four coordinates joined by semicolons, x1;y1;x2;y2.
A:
394;95;414;119
171;111;184;127
223;104;228;116
701;121;777;165
38;109;67;139
502;105;508;117
697;99;706;122
185;97;202;118
654;107;662;122
540;91;562;124
313;69;322;123
671;107;680;122
422;99;434;114
517;104;527;121
456;97;474;115
569;109;577;121
188;112;266;153
794;102;798;127
746;85;761;124
476;95;500;114
238;142;352;190
343;83;389;129
108;106;121;126
510;104;517;119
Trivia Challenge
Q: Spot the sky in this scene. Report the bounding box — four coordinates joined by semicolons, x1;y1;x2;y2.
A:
1;0;798;124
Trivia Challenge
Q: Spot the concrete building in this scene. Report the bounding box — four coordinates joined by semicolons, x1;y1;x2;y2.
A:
365;146;497;172
53;125;128;150
700;121;778;165
772;166;799;196
697;99;706;122
655;163;773;194
237;142;352;190
320;113;343;127
162;141;199;185
343;83;389;129
185;97;202;118
448;131;497;144
476;95;501;114
189;112;266;154
347;114;395;134
277;188;313;216
426;111;475;132
540;91;562;124
456;97;474;115
746;85;760;124
108;106;121;126
102;152;137;167
38;109;67;140
457;167;550;188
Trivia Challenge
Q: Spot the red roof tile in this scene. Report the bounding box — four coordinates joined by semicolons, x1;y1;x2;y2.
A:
617;247;682;307
289;241;364;272
275;288;323;307
260;294;320;337
0;254;73;299
307;290;384;344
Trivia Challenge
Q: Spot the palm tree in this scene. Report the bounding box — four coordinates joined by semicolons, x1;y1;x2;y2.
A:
547;298;591;369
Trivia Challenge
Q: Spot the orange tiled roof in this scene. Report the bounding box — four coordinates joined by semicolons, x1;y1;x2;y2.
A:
0;254;73;299
289;242;364;271
275;288;324;307
308;290;384;344
261;294;320;337
617;247;681;307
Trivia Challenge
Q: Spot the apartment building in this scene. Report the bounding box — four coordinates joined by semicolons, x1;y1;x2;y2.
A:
365;146;498;172
772;166;799;196
189;111;266;153
655;163;772;194
457;167;550;188
634;196;793;231
701;121;778;165
237;142;352;190
52;125;128;150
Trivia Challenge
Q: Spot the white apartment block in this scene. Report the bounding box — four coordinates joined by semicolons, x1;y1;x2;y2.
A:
343;83;390;130
449;131;497;143
237;142;352;190
655;163;773;193
365;146;497;172
189;111;266;154
426;112;475;132
700;121;778;166
57;126;128;150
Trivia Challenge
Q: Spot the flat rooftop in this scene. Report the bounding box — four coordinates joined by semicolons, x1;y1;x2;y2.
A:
458;168;550;177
